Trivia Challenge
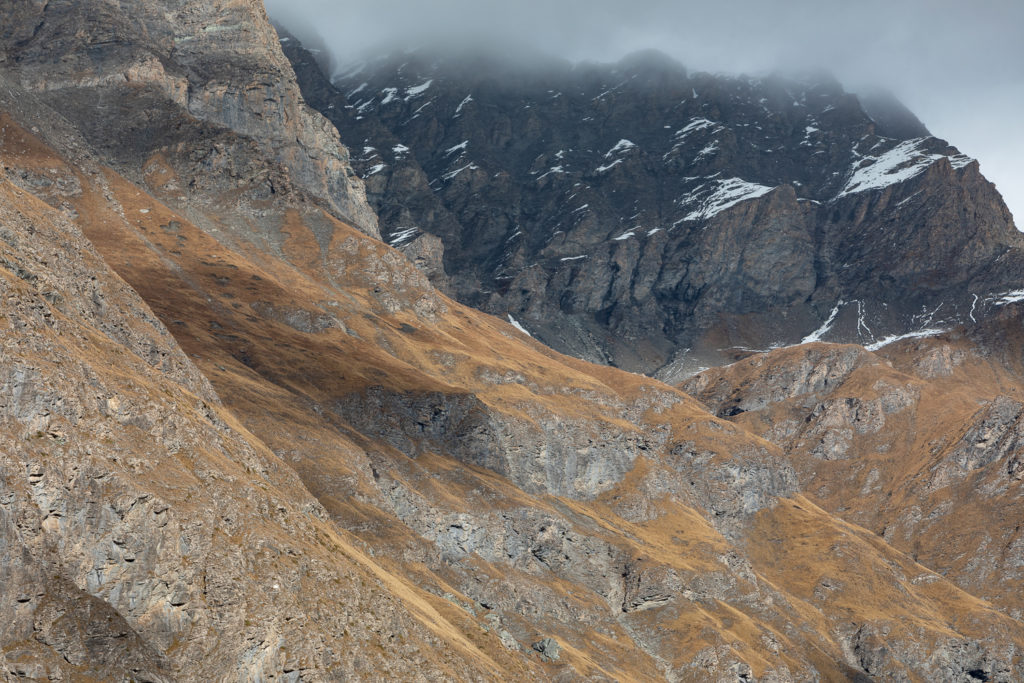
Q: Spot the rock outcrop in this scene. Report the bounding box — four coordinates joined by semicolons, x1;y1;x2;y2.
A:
0;0;378;236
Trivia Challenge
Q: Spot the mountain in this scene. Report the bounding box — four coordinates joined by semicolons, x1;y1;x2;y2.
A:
3;2;1024;680
286;43;1024;378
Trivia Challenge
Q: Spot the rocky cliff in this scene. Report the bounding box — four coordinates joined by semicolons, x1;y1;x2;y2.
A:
0;0;378;237
4;2;1024;681
287;44;1024;376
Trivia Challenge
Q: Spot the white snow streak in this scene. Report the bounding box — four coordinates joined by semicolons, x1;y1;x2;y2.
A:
454;94;473;115
507;314;532;337
992;289;1024;305
675;118;717;137
865;328;946;351
605;139;636;157
837;137;975;198
405;79;432;98
445;140;469;156
595;159;623;173
441;163;478;181
682;178;775;221
388;227;418;246
800;303;842;344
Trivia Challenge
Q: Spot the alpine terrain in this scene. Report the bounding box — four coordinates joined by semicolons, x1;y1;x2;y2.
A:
0;1;1022;681
287;43;1023;377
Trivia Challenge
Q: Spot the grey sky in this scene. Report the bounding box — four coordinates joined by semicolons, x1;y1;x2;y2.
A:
264;0;1024;226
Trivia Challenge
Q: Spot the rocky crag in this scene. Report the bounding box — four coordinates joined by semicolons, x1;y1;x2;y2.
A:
3;1;1024;680
287;43;1024;377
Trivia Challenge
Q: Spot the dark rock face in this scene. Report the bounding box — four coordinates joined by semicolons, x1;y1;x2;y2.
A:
0;0;378;236
285;43;1024;375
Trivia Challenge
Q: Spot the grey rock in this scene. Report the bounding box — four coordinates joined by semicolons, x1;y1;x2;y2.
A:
532;637;561;662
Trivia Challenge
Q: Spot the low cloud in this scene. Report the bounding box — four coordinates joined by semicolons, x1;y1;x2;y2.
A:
265;0;1024;223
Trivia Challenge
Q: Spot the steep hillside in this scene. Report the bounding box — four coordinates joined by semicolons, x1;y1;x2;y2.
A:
6;91;1023;681
0;159;537;681
4;2;1024;681
683;314;1024;619
286;43;1024;376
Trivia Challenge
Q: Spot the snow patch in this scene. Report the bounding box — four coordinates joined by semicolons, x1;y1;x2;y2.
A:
682;178;775;221
380;87;399;105
866;328;946;351
454;94;473;116
388;227;419;246
613;231;635;241
507;314;532;337
365;163;386;176
595;159;623;173
405;79;433;98
605;139;636;157
696;142;719;159
800;302;842;344
445;141;469;156
676;118;717;137
992;289;1024;305
441;163;478;181
836;138;975;198
560;255;587;261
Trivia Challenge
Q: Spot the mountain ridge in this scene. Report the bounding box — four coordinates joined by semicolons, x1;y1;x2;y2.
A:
286;40;1024;377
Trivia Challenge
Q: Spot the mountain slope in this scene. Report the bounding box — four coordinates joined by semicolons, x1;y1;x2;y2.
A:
7;95;1022;681
0;158;534;681
287;43;1024;377
683;315;1024;619
4;3;1024;681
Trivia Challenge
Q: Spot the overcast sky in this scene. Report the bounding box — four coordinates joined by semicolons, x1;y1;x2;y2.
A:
264;0;1024;226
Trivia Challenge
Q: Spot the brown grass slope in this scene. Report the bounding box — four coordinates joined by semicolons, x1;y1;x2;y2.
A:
2;0;1024;677
0;177;541;680
3;79;1024;680
684;328;1024;620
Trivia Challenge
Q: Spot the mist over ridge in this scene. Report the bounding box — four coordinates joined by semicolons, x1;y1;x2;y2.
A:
266;0;1023;226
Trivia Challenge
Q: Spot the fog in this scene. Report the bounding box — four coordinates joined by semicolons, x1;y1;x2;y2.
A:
264;0;1024;225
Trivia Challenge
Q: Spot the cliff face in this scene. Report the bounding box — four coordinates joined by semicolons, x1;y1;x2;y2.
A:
5;2;1024;681
288;45;1024;376
0;0;378;236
